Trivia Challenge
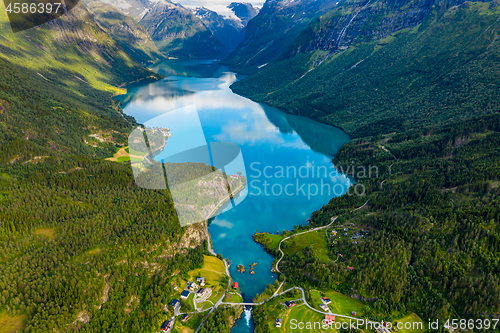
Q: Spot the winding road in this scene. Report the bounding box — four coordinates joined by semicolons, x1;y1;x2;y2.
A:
192;199;372;332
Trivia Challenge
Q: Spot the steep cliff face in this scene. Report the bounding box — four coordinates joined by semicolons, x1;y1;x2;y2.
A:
282;0;472;58
0;1;159;94
228;2;259;25
83;0;160;21
83;0;230;59
84;1;165;65
139;0;228;58
221;0;338;74
193;7;244;52
231;0;500;136
193;3;259;53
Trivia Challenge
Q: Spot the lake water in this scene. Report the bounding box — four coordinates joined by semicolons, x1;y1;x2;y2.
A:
118;59;351;332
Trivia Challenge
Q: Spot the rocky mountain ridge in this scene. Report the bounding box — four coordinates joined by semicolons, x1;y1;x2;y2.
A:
228;2;259;25
193;6;244;52
139;0;228;58
222;0;339;73
282;0;477;59
192;3;259;52
231;0;500;136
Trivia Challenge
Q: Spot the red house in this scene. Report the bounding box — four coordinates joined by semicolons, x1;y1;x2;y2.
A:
324;315;336;324
233;282;239;289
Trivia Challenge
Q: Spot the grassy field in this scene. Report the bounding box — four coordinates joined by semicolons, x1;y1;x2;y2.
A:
34;228;55;240
187;255;226;285
283;231;330;262
0;312;25;333
266;233;285;250
185;255;227;311
394;313;426;333
224;292;243;303
85;248;102;255
253;292;307;333
173;312;204;333
207;291;223;305
106;146;147;163
255;286;424;333
309;290;326;311
323;290;365;317
282;304;334;333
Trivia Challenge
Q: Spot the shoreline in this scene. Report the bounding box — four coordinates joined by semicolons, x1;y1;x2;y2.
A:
204;181;247;256
117;60;354;333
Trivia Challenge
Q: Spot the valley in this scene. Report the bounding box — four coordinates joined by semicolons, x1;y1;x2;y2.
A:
1;0;500;332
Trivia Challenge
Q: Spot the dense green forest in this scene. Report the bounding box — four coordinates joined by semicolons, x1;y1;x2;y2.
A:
200;306;243;333
0;3;213;332
253;113;500;327
234;0;500;325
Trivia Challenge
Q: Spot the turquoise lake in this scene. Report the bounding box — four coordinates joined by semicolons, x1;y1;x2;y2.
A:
117;59;351;332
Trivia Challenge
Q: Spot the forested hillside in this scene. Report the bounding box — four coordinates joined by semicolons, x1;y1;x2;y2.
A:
232;0;500;136
0;1;163;163
252;113;500;328
0;3;207;331
83;1;165;65
311;114;500;320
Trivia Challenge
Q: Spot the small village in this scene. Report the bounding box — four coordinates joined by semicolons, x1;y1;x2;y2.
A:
154;211;425;333
156;255;244;333
250;213;425;333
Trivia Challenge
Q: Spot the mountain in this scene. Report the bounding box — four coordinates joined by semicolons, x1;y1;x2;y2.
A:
232;0;500;136
0;0;228;326
228;2;259;26
193;7;244;52
84;0;159;20
84;0;229;58
0;1;161;162
193;3;259;53
139;0;228;58
221;0;338;74
230;0;500;323
84;0;165;65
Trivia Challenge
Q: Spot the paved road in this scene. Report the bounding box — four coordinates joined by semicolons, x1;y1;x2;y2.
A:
193;199;372;333
353;199;369;211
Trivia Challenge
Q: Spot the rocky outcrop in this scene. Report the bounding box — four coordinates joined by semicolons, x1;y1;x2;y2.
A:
350;293;377;302
283;0;473;58
178;223;207;249
157;223;207;260
84;1;165;65
225;0;483;73
228;2;259;26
